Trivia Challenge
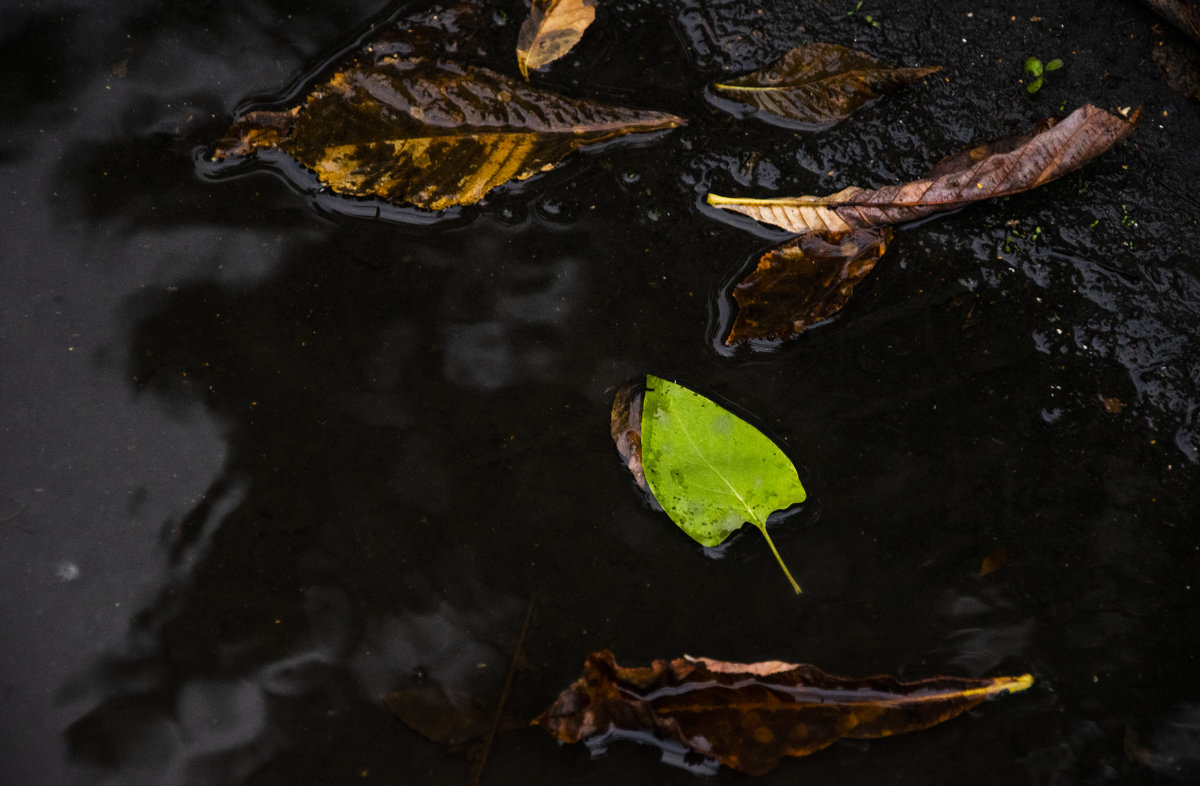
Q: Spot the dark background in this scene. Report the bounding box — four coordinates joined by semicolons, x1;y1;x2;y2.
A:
2;0;1198;783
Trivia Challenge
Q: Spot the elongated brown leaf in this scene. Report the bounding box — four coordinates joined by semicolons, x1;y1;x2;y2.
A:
726;228;891;345
712;43;940;129
213;57;682;210
707;104;1139;235
517;0;598;78
535;650;1034;775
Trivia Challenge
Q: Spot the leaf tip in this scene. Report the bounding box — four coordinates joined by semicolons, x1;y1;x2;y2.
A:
1008;673;1035;693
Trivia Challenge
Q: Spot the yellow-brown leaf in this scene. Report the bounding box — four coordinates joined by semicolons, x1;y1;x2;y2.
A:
536;650;1034;775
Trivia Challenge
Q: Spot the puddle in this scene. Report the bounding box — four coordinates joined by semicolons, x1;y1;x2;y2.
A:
2;0;1199;784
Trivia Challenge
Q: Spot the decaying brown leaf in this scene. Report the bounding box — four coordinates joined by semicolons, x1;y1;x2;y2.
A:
1101;396;1128;414
726;228;891;345
712;43;941;129
535;650;1034;775
517;0;598;78
1140;0;1200;47
707;104;1139;235
609;379;647;491
979;546;1009;577
1153;41;1200;100
213;57;682;210
385;685;504;745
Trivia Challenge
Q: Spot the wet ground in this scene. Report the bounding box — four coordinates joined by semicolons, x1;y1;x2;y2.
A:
2;0;1199;783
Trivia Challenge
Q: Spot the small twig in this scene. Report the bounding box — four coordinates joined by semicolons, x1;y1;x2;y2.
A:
470;596;535;786
0;500;27;524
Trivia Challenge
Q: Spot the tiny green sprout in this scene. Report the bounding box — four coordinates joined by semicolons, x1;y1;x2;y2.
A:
1024;55;1064;94
847;1;881;28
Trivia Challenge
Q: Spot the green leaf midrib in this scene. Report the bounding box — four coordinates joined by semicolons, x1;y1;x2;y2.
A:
673;411;764;528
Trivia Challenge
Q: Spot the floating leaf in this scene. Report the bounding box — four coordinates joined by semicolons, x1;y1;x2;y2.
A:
712;43;940;129
516;0;598;78
725;227;891;345
639;375;806;593
213;58;682;210
535;650;1035;775
707;104;1138;235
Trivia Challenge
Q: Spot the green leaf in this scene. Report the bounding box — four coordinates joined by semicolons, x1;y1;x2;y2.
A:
640;375;807;593
1026;77;1044;94
1045;58;1064;72
1024;56;1044;77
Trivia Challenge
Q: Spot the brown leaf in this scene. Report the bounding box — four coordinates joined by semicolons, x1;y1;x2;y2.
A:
979;546;1009;577
725;228;891;345
516;0;598;79
1101;396;1128;414
609;379;647;491
707;105;1138;235
213;58;682;211
712;43;940;129
384;685;521;745
1153;41;1200;100
535;650;1034;775
1141;0;1200;47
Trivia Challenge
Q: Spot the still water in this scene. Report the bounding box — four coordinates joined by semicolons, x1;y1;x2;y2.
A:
2;0;1199;783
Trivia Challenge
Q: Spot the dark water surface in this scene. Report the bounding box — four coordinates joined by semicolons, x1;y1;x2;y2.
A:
3;0;1199;783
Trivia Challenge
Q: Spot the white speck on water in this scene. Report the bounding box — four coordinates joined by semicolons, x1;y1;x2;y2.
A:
55;560;80;581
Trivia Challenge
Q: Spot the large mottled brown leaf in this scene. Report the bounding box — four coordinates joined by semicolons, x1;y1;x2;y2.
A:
212;57;682;211
725;228;891;346
712;43;940;129
707;104;1138;235
535;650;1034;775
517;0;598;78
1141;0;1200;47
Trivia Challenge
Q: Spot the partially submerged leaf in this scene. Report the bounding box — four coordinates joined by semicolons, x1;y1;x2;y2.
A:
1153;41;1200;100
707;104;1139;235
979;546;1009;577
384;685;497;745
517;0;598;78
712;43;940;129
534;650;1035;776
640;375;806;593
1140;0;1200;47
213;58;682;210
609;379;647;492
726;228;891;345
